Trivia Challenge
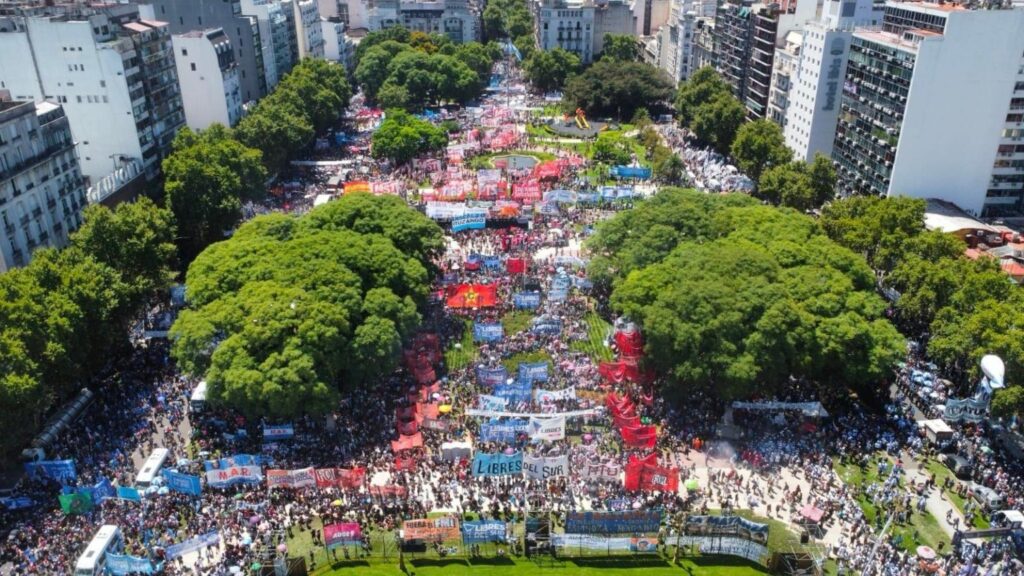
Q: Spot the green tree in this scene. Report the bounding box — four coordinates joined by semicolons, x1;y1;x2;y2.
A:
371;109;448;165
675;66;733;127
171;194;443;418
592;132;633;165
562;60;674;120
690;92;745;155
377;80;411;109
731;119;792;185
163;126;267;262
236;102;315;174
524;48;581;93
808;153;837;206
991;386;1024;420
820;196;926;273
600;34;641;61
653;153;686;185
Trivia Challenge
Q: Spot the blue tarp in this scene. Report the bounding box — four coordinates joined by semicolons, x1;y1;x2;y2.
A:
611;166;652;179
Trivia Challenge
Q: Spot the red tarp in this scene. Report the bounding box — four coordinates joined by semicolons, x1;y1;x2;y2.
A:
446;284;499;308
621;425;658;450
391;432;424;453
599;359;653;384
506;258;526;274
614;329;644;357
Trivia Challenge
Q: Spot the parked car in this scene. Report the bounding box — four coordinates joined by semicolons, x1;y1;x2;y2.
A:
941;453;973;479
968;482;1005;511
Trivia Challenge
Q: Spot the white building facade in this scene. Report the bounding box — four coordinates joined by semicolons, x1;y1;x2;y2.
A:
0;99;88;270
240;0;295;90
294;0;326;58
369;0;480;43
172;29;244;130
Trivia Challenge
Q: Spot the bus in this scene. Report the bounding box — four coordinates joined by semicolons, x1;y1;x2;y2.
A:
190;380;207;413
135;447;170;488
74;524;123;576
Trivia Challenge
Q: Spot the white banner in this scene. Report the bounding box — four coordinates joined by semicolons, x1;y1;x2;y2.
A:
465;408;600;419
205;465;263;487
534;386;576;403
580;461;622;482
552;534;631;550
677;536;767;563
529;416;565;441
425;202;467;219
523;454;569;480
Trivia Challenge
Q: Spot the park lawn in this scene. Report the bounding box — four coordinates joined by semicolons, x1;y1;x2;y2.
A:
312;556;769;576
500;310;534;336
444;318;477;372
501;349;553;373
833;456;951;553
923;459;990;529
569;311;614;363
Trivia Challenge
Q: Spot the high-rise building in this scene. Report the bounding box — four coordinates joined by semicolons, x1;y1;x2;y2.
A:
0;98;87;270
240;0;296;89
691;17;715;71
832;2;1024;216
776;0;882;162
172;29;244;130
369;0;480;43
0;7;185;195
292;0;325;58
317;0;370;31
533;0;636;64
649;0;715;84
766;30;801;125
321;17;354;69
145;0;268;102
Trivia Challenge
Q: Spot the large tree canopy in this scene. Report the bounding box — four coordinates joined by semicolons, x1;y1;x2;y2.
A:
562;60;674;120
589;188;904;400
523;48;580;93
170;194;444;418
371;109;448;165
675;67;746;155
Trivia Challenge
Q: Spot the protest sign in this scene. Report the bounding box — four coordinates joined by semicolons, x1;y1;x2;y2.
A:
461;520;507;543
528;416;566;441
402;517;460;542
472;452;523;477
324;523;363;547
522;454;568;480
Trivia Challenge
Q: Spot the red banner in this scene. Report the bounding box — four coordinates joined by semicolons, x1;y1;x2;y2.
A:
391;432;424;453
369;485;408;497
638;463;679;492
314;467;366;489
621;425;658;450
612;413;641;429
398;420;419;436
396;405;418;422
446;284;499;308
506;258;526;274
395;457;417;471
599;360;652;384
419;403;440;420
614;329;644;357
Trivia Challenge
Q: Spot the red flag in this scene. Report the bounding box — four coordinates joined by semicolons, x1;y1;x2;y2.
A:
391;432;424;453
639;464;679;492
621;425;657;450
506;258;526;274
614;329;644;357
395;457;417;471
398;420;419;436
337;467;366;489
314;468;338;488
446;284;499;308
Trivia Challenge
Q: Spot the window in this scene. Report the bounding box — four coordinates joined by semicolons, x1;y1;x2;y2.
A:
182;48;188;56
190;63;196;71
102;95;108;103
100;80;105;88
76;96;82;103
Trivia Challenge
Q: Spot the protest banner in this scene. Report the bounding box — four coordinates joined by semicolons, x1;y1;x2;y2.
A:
522;454;568;480
565;511;662;534
552;534;633;550
472;452;523;477
462;520;507;543
205;465;263;488
475;366;508;386
391;433;424;452
337;467;367;489
513;292;541;309
479;394;509;411
266;467;315;489
24;460;76;482
402;517;460;542
104;552;155;575
473;322;504;343
677;536;768;564
452;211;487;232
528;416;566;441
534;386;576;403
684;515;769;544
581;461;622;482
494;381;532;404
116;486;141;502
369;485;408;497
262;424;295;441
518;362;549;383
464;408;600;418
620;425;658;450
165;531;221;560
324;523;363;548
58;491;93;515
163;470;202;496
479;419;528;442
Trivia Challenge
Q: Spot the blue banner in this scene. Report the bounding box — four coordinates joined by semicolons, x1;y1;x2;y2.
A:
452;212;487;232
263;424;295;441
513;292;541;309
24;460;76;482
479;395;509;411
105;552;156;575
572;277;593;289
204;454;260;471
531;317;562;336
611;166;652;179
479;419;528;442
92;478;116;504
476;366;508;386
565;511;663;534
163;470;202;496
117;486;141;502
473;322;504;343
0;496;34;510
577;193;599;204
471;452;523;477
494;381;532;404
165;531;220;560
462;520;507;543
483;256;502;269
518;362;549;383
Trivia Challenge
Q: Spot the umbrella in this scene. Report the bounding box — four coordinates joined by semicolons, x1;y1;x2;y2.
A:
233;493;245;500
276;544;287;553
229;567;242;574
439;405;452;414
917;545;936;560
685;479;699;491
249;515;261;525
157;486;169;495
331;499;343;506
250;563;262;570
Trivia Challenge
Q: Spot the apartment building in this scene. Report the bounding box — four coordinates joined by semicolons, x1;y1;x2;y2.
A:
240;0;295;89
369;0;480;43
534;0;636;64
172;29;244;130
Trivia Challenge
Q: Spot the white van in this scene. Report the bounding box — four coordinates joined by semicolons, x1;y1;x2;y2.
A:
74;525;123;576
190;380;208;413
135;447;170;488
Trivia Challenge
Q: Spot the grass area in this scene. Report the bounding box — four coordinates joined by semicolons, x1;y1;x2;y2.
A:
444;318;478;372
501;348;552;373
569;311;614;363
312;557;769;576
500;310;535;336
833;455;951;553
923;459;990;529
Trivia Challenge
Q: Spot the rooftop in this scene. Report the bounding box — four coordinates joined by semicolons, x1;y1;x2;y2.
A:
924;198;996;234
855;29;922;53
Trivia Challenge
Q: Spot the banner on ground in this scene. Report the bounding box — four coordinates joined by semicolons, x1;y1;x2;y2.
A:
513;292;541;309
24;459;76;482
565;511;662;534
165;531;221;560
518;362;549;383
528;416;566;442
452;211;487;232
263;424;295;441
535;386;575;403
464;408;600;418
462;520;507;543
205;465;263;488
402;517;460;542
472;452;523;477
475;366;508;386
479;419;528;442
266;467;315;489
522;453;568;480
163;470;202;496
473;322;504;343
324;523;363;548
494;380;532;404
684;515;768;544
104;552;155;575
678;535;768;564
